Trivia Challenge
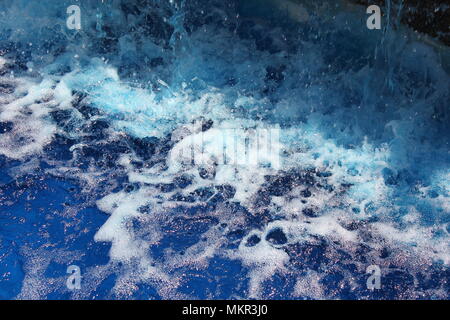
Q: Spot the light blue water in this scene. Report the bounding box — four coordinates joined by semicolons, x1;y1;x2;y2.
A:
0;0;449;299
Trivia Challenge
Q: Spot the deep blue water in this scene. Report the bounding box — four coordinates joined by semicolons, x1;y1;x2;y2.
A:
0;0;449;299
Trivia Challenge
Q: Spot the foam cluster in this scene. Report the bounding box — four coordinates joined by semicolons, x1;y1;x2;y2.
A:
0;0;448;299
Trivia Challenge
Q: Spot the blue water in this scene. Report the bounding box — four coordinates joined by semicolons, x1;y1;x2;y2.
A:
0;0;449;299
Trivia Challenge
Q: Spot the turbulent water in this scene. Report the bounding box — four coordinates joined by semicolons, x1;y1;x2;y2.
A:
0;0;449;299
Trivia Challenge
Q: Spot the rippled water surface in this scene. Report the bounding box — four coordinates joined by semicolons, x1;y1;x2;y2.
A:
0;0;449;299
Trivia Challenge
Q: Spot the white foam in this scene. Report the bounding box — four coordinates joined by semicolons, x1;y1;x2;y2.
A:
293;270;324;299
1;0;447;299
0;77;59;159
0;56;6;70
233;233;289;299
